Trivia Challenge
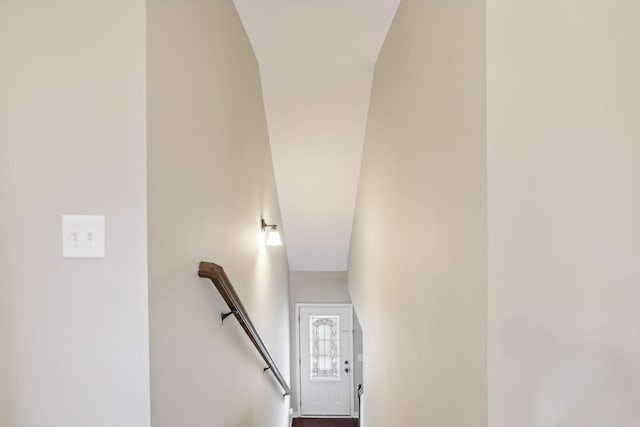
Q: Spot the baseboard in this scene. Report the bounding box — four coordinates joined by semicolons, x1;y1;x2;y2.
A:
293;413;358;419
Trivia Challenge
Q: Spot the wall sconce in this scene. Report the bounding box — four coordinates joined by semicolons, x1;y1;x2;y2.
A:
261;218;283;246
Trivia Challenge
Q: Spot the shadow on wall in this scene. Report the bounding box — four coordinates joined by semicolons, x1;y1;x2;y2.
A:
233;408;254;427
501;319;640;426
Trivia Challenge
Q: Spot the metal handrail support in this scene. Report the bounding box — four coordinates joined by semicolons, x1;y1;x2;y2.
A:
357;383;364;426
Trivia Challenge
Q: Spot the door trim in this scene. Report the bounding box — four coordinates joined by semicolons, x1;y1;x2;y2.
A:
295;303;355;417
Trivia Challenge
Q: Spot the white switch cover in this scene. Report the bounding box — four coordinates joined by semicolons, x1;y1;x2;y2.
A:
62;215;105;258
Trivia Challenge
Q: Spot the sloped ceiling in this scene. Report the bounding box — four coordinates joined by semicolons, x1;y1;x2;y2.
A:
234;0;399;271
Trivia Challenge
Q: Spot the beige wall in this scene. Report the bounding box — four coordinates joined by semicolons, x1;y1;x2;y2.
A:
0;2;150;426
290;272;352;304
0;99;8;427
288;272;363;413
348;1;487;426
0;128;7;426
147;1;291;427
487;1;640;425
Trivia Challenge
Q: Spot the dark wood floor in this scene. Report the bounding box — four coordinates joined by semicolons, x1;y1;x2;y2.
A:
292;418;357;427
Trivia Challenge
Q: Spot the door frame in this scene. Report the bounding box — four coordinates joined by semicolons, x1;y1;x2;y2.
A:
295;303;355;417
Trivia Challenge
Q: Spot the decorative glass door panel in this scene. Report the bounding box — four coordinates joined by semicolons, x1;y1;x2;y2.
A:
310;316;340;380
299;305;352;416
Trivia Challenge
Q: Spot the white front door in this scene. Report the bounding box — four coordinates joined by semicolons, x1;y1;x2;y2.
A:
299;305;352;416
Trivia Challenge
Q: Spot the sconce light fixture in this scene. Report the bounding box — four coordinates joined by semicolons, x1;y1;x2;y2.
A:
261;218;283;246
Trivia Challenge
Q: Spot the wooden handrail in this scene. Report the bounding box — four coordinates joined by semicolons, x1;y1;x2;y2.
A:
198;261;291;397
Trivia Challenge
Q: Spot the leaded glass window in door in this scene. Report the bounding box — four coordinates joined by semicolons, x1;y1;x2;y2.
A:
309;316;340;380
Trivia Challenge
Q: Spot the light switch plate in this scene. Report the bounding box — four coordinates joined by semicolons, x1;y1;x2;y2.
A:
62;215;105;258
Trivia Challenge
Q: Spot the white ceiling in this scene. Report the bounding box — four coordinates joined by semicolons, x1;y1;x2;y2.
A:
233;0;400;64
234;0;399;271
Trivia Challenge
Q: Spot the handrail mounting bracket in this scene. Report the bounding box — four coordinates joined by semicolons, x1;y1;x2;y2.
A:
221;310;237;324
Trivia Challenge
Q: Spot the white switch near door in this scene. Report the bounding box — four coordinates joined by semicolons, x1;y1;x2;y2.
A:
62;215;105;258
